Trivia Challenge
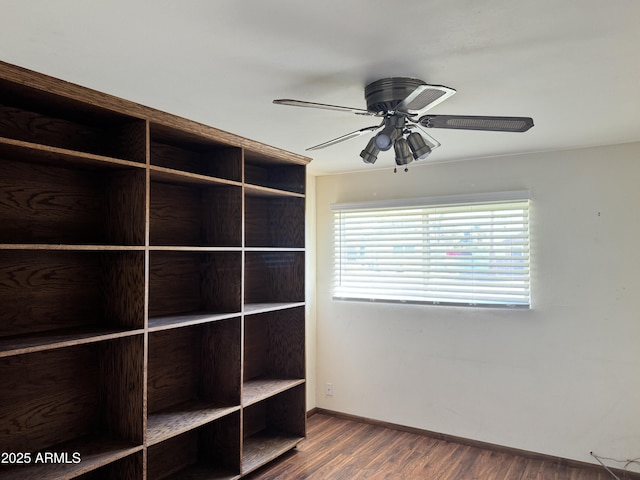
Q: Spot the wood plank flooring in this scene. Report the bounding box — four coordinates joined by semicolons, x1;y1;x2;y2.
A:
245;413;631;480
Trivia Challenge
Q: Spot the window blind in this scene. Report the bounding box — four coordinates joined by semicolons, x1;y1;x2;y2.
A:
332;193;530;307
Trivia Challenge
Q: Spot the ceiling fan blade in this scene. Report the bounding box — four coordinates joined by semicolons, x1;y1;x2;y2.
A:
273;99;378;116
394;85;456;116
419;115;534;132
306;125;382;151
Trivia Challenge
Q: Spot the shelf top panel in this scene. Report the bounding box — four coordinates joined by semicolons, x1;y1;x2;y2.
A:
242;378;305;407
149;246;242;252
0;327;145;358
150;165;243;188
147;402;240;446
244;184;305;198
242;432;304;475
0;61;311;167
162;464;241;480
148;312;241;332
0;136;146;170
243;302;305;316
243;247;305;253
0;244;145;251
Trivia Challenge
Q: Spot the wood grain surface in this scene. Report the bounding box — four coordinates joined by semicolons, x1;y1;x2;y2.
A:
147;327;203;414
99;336;145;445
244;413;633;480
0;251;106;337
147;413;241;480
0;86;146;163
150;182;242;247
0;157;104;244
0;438;141;480
243;307;305;383
243;155;306;195
147;319;242;417
242;385;306;452
244;195;305;248
0;345;99;452
150;125;243;182
149;252;241;318
244;252;305;305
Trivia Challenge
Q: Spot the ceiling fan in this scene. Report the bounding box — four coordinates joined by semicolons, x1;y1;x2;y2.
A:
274;77;534;170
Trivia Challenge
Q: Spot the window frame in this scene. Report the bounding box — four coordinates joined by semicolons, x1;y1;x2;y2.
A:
332;191;531;309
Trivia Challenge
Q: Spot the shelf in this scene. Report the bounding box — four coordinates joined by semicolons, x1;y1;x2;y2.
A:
0;326;144;358
0;244;145;251
162;465;241;480
241;384;305;474
0;337;144;460
243;246;305;253
242;378;305;407
244;251;305;305
243;302;305;316
0;136;146;170
243;305;305;407
150;123;242;182
150;246;242;252
241;432;304;475
147;402;240;446
148;321;241;424
0;154;145;245
0;250;145;339
150;178;242;247
245;193;305;248
0;435;142;480
74;451;143;479
147;414;241;480
0;79;146;163
148;312;241;332
149;251;241;318
243;149;306;195
150;165;242;188
243;183;305;198
243;306;305;405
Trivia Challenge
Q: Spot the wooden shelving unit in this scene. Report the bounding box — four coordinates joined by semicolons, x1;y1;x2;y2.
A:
0;61;308;479
241;385;306;475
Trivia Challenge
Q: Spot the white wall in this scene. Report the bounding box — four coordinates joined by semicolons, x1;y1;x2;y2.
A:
314;142;640;470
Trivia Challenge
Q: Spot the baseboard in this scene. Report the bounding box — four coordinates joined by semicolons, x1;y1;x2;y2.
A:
314;408;640;480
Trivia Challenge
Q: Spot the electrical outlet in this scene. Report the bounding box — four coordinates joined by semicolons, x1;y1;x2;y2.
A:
326;383;333;396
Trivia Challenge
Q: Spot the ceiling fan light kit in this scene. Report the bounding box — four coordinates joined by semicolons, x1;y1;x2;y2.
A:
374;114;404;151
274;76;534;171
393;137;413;170
407;131;432;160
360;137;380;164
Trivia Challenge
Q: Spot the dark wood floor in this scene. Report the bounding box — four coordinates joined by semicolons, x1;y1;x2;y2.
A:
245;413;629;480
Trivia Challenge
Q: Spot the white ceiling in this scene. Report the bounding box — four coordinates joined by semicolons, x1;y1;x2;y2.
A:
1;0;639;175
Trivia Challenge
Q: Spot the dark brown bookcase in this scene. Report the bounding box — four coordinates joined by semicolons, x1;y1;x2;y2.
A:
0;61;308;480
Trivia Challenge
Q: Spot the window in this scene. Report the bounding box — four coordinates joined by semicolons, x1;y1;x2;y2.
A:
332;192;530;308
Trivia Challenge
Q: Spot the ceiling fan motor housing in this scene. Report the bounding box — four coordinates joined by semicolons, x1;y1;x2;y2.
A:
364;77;427;113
